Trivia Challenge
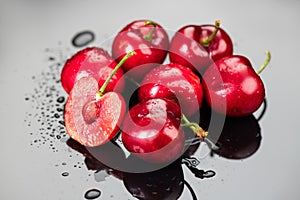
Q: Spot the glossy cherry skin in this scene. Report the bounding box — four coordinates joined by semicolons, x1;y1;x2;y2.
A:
169;24;233;73
121;98;185;163
64;77;126;147
112;19;169;81
61;47;124;94
138;63;203;117
203;55;265;116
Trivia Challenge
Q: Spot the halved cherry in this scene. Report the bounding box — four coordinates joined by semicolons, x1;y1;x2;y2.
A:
64;52;135;147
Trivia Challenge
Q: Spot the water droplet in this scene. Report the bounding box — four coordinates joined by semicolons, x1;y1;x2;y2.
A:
58;120;65;126
84;189;101;199
62;172;69;177
72;30;95;48
57;96;65;103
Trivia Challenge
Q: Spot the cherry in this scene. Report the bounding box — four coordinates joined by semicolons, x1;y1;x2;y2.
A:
121;98;185;163
203;51;271;116
112;19;169;80
138;63;203;117
64;52;135;147
169;20;233;73
61;47;124;94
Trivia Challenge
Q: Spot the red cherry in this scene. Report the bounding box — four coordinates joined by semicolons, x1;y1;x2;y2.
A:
61;47;124;94
64;77;126;147
169;20;233;73
112;20;169;80
138;63;203;117
121;98;185;163
203;51;271;116
64;51;136;147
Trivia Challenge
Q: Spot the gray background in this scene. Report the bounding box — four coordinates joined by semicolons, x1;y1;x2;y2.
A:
1;0;300;199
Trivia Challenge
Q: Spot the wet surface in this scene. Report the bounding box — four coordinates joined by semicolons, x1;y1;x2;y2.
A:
1;1;300;200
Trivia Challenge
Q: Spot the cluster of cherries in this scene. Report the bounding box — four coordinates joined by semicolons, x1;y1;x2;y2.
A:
61;19;270;164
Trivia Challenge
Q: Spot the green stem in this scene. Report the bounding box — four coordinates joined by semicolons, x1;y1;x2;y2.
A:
181;114;208;141
144;21;157;42
201;20;221;47
96;51;136;99
256;50;271;74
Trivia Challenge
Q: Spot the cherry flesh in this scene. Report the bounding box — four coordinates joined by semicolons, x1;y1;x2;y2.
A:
61;47;124;94
64;51;135;147
169;20;233;73
121;98;185;163
138;63;203;117
112;20;169;80
203;52;270;116
64;77;126;147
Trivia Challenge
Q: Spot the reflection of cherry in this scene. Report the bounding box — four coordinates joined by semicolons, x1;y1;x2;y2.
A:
209;114;262;159
66;138;125;180
123;160;184;200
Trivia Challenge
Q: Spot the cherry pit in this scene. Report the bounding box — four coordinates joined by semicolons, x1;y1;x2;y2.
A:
61;19;271;165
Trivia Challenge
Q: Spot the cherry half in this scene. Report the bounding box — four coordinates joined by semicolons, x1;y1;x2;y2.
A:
169;20;233;73
203;51;271;116
112;20;169;80
64;52;135;147
121;98;185;163
61;47;124;94
138;63;203;117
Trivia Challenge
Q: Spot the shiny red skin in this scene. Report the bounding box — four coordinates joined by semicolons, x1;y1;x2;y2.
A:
64;77;126;147
121;98;185;163
112;20;169;81
61;47;124;94
138;63;203;117
203;55;265;116
169;24;233;73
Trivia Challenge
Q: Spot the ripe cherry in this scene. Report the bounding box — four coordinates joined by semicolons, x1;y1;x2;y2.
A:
112;20;169;80
64;52;135;147
203;51;271;116
61;47;124;94
138;63;203;117
121;98;185;163
169;20;233;73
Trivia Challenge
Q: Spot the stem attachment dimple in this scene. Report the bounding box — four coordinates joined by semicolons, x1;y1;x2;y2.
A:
181;114;208;141
96;51;136;99
256;50;271;74
144;20;157;42
201;20;221;48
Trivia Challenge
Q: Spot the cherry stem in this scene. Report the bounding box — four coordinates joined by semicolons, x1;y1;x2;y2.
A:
96;51;136;99
256;50;271;74
181;114;208;141
201;20;221;48
144;21;157;42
